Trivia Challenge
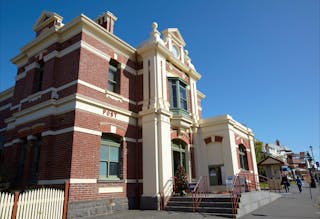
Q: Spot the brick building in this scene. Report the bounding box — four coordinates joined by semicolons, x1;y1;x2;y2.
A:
0;11;259;217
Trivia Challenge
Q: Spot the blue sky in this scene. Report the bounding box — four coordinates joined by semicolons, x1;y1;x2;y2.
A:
0;0;319;160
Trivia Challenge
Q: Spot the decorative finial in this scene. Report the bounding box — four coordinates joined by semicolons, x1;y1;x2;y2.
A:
152;22;158;32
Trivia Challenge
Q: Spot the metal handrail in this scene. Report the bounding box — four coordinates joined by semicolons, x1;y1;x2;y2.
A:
159;177;174;210
231;172;258;218
192;176;208;212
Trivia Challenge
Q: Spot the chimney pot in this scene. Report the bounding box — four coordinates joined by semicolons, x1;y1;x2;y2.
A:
96;11;117;34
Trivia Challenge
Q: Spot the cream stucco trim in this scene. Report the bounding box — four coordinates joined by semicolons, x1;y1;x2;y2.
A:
78;80;105;93
0;87;14;102
74;126;102;136
15;72;27;81
0;103;12;112
42;127;74;136
11;13;136;68
42;126;102;136
120;63;136;75
98;187;123;193
70;178;97;184
76;93;137;118
80;41;111;62
3;138;22;147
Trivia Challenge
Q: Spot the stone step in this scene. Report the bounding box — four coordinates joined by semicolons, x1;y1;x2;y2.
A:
165;205;235;214
169;196;234;203
167;201;234;208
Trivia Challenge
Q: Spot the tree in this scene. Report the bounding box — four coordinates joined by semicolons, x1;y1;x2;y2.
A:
174;166;189;196
254;140;266;175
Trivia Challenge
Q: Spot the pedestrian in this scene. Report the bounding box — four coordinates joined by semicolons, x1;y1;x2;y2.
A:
281;173;290;192
296;176;302;193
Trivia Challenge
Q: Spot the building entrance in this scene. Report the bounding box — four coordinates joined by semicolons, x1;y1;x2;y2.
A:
172;139;187;176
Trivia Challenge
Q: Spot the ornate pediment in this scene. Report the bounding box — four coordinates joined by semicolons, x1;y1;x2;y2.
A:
33;11;63;36
162;28;186;47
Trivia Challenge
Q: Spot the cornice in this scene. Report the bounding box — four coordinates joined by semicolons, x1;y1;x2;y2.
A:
200;114;254;136
137;41;201;80
0;87;14;102
11;13;136;67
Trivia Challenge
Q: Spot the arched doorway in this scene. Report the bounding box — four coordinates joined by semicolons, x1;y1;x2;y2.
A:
172;139;187;176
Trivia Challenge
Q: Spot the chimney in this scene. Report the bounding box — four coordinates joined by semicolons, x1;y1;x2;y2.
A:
276;139;280;146
96;11;117;34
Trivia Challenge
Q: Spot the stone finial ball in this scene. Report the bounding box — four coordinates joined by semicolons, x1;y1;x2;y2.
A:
152;22;158;31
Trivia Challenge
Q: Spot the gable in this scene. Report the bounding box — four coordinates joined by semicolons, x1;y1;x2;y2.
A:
33;11;63;35
162;28;186;46
258;156;284;166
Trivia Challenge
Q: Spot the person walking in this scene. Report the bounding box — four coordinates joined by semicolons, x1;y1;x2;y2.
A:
296;176;302;193
281;173;290;192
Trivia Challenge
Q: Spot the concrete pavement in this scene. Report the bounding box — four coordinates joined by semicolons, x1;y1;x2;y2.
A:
241;185;320;219
85;185;320;219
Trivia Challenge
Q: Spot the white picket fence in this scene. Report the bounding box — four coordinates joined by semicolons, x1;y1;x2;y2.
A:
0;192;14;219
0;188;64;219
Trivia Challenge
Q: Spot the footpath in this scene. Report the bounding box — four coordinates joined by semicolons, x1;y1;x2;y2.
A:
87;185;320;219
241;185;320;219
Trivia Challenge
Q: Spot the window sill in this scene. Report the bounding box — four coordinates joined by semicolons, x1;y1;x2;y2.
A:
105;90;123;102
170;108;191;117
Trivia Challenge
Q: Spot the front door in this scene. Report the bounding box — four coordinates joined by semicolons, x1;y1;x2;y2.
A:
172;139;186;176
208;166;222;186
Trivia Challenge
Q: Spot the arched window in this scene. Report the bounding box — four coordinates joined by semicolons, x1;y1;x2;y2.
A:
239;144;249;170
99;133;122;179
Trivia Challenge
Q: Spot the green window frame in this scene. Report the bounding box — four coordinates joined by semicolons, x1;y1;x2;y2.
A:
99;134;121;180
169;78;189;115
239;144;249;170
108;59;119;93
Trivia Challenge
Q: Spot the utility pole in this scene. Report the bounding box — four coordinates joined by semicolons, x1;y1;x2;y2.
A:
308;146;316;188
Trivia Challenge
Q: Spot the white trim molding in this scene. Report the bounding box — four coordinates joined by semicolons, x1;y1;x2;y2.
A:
98;187;123;193
70;178;97;184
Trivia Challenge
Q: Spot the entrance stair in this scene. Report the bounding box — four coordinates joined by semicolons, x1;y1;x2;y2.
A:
165;194;239;218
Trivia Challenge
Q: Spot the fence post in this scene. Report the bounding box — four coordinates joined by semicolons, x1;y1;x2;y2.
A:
11;192;19;219
62;180;70;219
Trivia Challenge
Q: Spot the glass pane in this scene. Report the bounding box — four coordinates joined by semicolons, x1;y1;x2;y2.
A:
100;162;107;177
108;70;115;81
180;99;188;110
110;146;119;162
182;152;186;169
100;145;108;161
108;82;115;92
173;151;180;175
171;83;177;108
109;162;119;176
179;85;186;99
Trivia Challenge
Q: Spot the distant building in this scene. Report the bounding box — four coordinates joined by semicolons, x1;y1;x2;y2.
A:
264;140;291;164
0;11;259;217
